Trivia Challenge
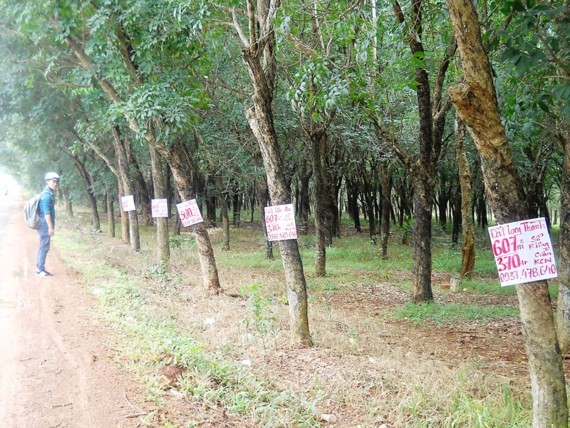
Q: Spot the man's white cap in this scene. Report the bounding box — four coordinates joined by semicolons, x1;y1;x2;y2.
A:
44;172;60;181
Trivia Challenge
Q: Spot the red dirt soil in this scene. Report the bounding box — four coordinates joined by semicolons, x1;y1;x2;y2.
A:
0;192;145;427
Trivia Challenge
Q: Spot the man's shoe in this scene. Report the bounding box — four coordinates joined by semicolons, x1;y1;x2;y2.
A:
35;270;53;277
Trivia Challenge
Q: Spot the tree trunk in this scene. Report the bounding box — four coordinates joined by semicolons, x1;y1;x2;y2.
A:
111;126;140;252
310;128;332;277
412;164;434;302
106;193;115;238
450;188;461;246
436;191;449;229
358;163;378;244
476;192;488;229
556;126;570;353
392;0;443;303
70;154;101;232
249;185;256;223
215;174;231;251
258;181;274;261
79;134;119;238
238;5;312;345
455;117;475;278
131;154;152;226
411;23;437;301
157;139;222;294
245;92;312;346
232;191;241;228
380;163;391;259
298;160;312;235
446;1;567;426
346;177;362;233
59;185;74;218
206;175;217;227
149;144;170;263
331;168;342;239
117;179;129;244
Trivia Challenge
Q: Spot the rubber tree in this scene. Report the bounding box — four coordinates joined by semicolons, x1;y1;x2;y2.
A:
454;118;475;278
228;0;312;347
56;4;222;293
445;0;568;426
558;126;570;353
0;45;105;234
364;0;455;302
394;0;456;303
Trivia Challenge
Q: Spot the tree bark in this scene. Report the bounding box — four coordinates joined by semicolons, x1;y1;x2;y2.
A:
455;117;475;278
556;126;570;353
380;162;391;259
346;176;362;233
412;163;434;302
257;181;274;260
436;187;449;229
298;160;312;235
232;190;241;228
357;161;378;244
445;1;567;426
214;174;231;251
149;144;170;263
58;185;73;218
450;186;461;246
206;176;218;227
106;193;115;238
132;154;153;226
117;178;129;243
70;153;101;232
111;126;140;252
311;127;331;277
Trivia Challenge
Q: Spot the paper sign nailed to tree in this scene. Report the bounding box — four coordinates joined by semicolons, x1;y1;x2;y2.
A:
488;217;557;286
176;199;203;227
121;195;136;212
151;199;169;218
265;203;297;241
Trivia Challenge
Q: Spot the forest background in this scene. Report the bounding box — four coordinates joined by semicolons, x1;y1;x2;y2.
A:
0;0;569;427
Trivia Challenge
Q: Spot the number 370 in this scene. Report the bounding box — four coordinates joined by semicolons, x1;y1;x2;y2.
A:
497;254;522;272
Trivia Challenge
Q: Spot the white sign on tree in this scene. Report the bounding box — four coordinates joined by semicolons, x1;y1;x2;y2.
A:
120;195;136;212
488;217;557;287
265;203;297;241
151;199;169;218
176;199;203;227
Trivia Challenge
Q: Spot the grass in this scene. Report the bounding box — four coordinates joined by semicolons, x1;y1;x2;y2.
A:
403;378;532;428
54;211;540;427
56;228;322;426
390;302;519;325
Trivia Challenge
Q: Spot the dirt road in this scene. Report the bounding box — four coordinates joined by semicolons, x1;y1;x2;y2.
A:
0;191;144;427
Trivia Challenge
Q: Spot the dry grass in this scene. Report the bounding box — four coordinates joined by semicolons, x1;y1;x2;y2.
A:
57;217;546;427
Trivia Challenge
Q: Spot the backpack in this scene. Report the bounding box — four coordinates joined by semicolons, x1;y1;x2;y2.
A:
24;194;41;229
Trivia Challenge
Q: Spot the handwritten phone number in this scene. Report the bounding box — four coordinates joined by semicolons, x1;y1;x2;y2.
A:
499;265;557;283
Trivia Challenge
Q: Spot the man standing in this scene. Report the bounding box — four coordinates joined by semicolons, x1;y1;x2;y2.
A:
36;172;60;277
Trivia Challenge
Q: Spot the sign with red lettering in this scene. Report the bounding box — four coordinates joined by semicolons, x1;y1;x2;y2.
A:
265;203;298;242
121;195;135;212
488;217;557;286
176;199;203;227
151;199;169;218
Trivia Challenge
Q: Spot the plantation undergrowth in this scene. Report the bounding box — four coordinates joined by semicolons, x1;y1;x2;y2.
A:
54;214;565;427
